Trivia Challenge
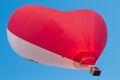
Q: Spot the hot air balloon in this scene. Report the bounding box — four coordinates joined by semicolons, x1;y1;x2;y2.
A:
7;5;107;76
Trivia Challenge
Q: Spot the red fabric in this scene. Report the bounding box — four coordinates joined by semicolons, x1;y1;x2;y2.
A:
8;5;107;65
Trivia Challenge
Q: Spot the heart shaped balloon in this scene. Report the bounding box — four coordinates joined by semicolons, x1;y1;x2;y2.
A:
7;5;107;70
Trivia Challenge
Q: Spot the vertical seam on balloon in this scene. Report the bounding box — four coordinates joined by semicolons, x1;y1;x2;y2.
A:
80;34;87;51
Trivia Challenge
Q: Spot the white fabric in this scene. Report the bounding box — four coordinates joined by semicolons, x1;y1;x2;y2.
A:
7;29;94;70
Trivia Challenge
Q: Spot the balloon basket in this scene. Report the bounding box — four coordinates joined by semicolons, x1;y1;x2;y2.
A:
90;67;101;76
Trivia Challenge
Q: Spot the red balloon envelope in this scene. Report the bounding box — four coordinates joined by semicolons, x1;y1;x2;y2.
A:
7;5;107;70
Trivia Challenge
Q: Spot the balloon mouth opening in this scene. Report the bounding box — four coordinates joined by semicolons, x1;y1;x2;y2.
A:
80;57;96;65
74;52;97;65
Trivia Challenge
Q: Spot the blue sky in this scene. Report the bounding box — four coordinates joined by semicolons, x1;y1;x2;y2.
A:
0;0;120;80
